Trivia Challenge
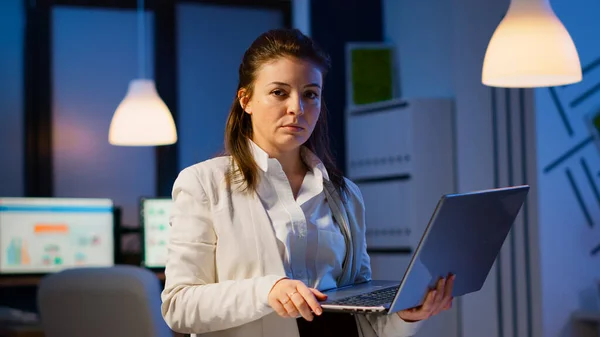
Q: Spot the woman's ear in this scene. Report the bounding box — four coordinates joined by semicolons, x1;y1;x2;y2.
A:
237;88;251;114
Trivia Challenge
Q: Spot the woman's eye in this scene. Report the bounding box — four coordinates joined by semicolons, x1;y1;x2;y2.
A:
271;89;286;97
304;91;319;99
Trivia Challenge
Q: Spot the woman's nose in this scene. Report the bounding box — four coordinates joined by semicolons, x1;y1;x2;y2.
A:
288;95;304;116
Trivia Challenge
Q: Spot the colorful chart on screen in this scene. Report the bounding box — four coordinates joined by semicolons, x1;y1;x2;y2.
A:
141;198;172;268
0;198;114;274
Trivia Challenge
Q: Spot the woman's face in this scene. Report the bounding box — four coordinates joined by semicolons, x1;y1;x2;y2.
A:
240;56;323;156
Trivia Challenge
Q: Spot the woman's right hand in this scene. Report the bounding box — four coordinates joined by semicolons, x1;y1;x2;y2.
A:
268;278;327;321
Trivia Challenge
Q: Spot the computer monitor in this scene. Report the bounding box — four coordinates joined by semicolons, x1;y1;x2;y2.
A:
0;197;115;275
140;197;172;269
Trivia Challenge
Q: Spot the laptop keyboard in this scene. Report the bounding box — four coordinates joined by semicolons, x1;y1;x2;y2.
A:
328;286;399;307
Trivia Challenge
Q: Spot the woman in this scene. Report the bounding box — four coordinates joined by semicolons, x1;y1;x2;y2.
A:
161;28;454;337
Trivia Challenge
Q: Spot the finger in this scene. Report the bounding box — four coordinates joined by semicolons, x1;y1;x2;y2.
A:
435;277;446;299
432;275;455;315
283;299;299;318
439;275;456;310
404;289;437;321
298;287;323;316
430;278;446;313
309;288;328;301
417;287;437;317
269;277;291;318
443;297;454;311
290;288;314;321
282;292;300;318
398;289;436;322
271;299;290;318
422;278;444;316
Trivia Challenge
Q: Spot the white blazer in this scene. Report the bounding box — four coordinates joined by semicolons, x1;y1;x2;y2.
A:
161;156;422;337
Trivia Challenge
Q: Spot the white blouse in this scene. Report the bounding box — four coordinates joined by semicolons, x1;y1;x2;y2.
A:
160;142;423;337
249;140;346;291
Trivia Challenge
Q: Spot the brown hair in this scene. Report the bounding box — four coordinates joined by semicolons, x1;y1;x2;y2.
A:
224;28;347;196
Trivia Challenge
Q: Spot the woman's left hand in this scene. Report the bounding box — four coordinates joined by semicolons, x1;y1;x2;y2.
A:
397;274;455;322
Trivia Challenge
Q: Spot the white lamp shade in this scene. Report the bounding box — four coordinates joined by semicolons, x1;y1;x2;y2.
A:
482;0;582;88
109;79;177;146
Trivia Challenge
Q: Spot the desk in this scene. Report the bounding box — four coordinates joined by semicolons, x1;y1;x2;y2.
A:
0;271;165;287
0;325;186;337
0;325;45;337
573;311;600;337
0;277;43;287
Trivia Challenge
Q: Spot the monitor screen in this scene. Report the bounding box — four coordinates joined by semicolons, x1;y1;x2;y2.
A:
0;197;115;274
141;198;172;269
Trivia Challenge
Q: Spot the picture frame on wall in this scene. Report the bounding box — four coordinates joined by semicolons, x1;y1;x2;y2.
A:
345;42;399;109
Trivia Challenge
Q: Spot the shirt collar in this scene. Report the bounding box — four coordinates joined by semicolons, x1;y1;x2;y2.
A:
248;139;330;181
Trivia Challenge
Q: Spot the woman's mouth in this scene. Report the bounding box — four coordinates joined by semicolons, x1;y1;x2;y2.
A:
282;125;303;132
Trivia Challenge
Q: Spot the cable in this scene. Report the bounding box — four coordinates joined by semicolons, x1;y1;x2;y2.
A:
137;0;146;79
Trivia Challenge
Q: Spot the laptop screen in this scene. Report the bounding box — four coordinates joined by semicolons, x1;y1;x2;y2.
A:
141;198;172;269
0;197;115;274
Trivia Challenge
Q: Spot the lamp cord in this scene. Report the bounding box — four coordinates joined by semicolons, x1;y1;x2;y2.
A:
137;0;146;79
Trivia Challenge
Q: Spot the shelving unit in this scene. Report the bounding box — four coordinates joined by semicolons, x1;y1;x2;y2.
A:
346;97;455;281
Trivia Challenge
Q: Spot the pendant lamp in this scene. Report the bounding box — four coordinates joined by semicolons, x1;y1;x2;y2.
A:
482;0;582;88
108;0;177;146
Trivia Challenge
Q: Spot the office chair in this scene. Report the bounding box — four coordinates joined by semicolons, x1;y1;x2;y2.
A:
38;265;172;337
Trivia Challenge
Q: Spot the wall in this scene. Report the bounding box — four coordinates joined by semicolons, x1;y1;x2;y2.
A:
0;0;24;197
176;3;283;170
383;1;543;337
382;0;454;98
452;1;543;337
52;6;156;238
535;0;600;335
48;3;283;247
292;0;310;36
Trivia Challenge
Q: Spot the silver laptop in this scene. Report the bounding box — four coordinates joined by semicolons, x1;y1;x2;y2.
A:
320;185;530;315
